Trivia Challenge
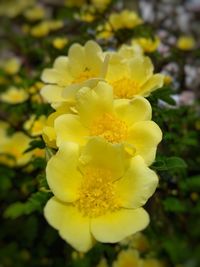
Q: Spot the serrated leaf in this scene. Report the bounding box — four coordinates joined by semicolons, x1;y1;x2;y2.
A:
152;156;187;171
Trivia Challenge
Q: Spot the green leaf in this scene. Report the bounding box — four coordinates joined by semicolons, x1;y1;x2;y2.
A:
4;192;51;219
152;156;187;171
24;139;45;153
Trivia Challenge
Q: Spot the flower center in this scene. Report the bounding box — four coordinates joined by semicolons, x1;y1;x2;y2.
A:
90;113;128;143
73;70;93;84
75;167;120;218
111;77;140;98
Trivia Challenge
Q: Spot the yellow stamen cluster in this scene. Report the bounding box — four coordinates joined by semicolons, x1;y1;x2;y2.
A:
90;113;128;143
112;78;140;99
75;167;120;217
73;70;93;84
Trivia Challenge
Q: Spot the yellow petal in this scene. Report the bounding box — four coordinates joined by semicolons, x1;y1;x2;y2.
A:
114;96;152;126
140;74;164;97
79;137;126;180
128;121;162;165
68;43;85;75
53;56;69;70
76;81;113;127
46;142;82;202
84;40;103;73
44;197;93;252
40;85;65;103
116;156;158;209
129;56;153;86
55;114;88;146
91;208;149;243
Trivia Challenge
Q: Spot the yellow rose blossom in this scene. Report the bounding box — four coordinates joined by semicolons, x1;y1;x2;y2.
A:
109;10;143;31
112;249;142;267
41;40;105;108
120;232;149;252
97;23;113;40
0;0;35;18
143;258;166;267
52;37;68;50
132;37;160;53
54;81;162;165
176;36;196;51
65;0;86;7
0;87;29;104
24;115;46;137
105;55;164;98
2;58;21;75
0;131;32;167
44;138;158;252
24;5;45;21
96;257;109;267
91;0;111;11
31;20;63;38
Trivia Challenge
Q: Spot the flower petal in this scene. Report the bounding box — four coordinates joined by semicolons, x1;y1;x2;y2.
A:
91;208;149;243
44;197;93;252
54;114;89;146
114;96;152;126
128;121;162;165
79;137;127;180
40;85;65;103
46;142;82;202
84;40;103;74
140;74;164;97
115;156;158;209
76;81;113;127
128;56;153;86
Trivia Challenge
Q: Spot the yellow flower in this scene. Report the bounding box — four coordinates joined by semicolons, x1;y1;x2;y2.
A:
2;58;21;75
0;0;35;18
120;232;149;252
112;249;142;267
65;0;86;7
176;36;196;51
97;23;113;40
24;5;45;21
163;75;172;85
0;131;32;166
143;258;165;267
0;87;29;104
109;10;143;31
132;37;160;53
31;20;63;38
24;115;47;137
44;138;158;252
52;37;68;50
42;104;74;148
54;82;162;166
91;0;111;11
96;257;109;267
106;55;164;98
41;40;105;108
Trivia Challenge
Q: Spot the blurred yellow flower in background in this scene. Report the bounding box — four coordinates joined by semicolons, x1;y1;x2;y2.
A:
44;138;158;252
109;10;143;31
176;36;196;50
132;37;160;53
2;58;21;75
52;37;68;50
0;87;29;104
0;0;35;18
112;249;142;267
30;20;63;38
24;5;45;21
24;115;47;137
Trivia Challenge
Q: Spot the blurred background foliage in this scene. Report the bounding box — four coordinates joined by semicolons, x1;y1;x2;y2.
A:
0;0;200;266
